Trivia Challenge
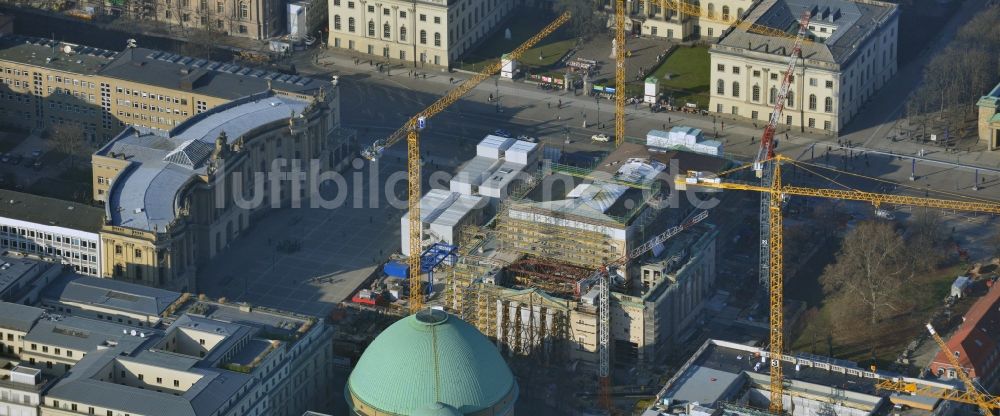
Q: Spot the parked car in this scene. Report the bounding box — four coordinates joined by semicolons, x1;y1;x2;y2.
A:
591;133;610;142
31;159;42;171
0;153;8;163
493;129;512;138
30;150;42;158
8;154;22;165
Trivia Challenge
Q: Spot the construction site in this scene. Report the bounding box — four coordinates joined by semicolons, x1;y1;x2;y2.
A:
337;2;1000;415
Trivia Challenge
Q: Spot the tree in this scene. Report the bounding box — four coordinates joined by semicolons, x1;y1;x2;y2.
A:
820;222;911;340
554;0;605;40
908;208;948;272
50;123;89;168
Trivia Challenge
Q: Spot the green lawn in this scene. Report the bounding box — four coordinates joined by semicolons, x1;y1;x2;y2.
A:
642;45;711;108
458;13;575;72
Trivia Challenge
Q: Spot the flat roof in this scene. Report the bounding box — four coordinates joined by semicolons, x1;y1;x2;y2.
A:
98;47;325;99
0;189;105;233
716;0;897;66
0;254;56;297
43;273;182;317
0;36;116;75
0;301;44;332
662;364;743;406
99;91;311;231
24;314;157;352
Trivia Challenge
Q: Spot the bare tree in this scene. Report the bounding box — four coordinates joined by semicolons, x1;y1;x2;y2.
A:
820;221;911;339
554;0;604;40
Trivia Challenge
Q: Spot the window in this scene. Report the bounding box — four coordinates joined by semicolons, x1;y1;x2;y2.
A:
824;97;833;112
753;70;760;77
347;1;354;8
368;20;375;36
808;118;815;128
787;91;794;107
752;110;759;119
722;5;730;20
135;249;142;258
716;64;724;72
825;80;833;88
770;73;778;80
752;85;760;102
732;81;740;98
419;14;426;21
400;26;407;41
769;87;777;104
786;115;792;125
420;30;427;44
732;66;739;74
334;15;341;30
400;11;406;17
808;94;817;110
434;16;440;24
367;5;374;12
239;2;248;18
383;7;389;15
384;22;391;38
157;377;163;383
174;380;180;387
349;17;355;32
809;78;817;86
823;120;831;130
434;32;441;46
115;245;122;254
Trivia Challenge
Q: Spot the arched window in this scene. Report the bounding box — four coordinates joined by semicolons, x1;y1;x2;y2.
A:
348;17;355;32
752;85;760;102
239;2;248;18
824;96;833;112
368;20;375;37
769;86;777;104
420;29;427;44
383;22;390;38
787;91;794;107
334;15;341;30
716;79;724;95
707;3;715;18
737;7;744;19
400;26;407;41
732;81;740;98
808;94;817;110
722;5;730;20
434;32;441;47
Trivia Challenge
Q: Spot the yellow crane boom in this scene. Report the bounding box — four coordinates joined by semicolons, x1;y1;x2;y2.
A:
925;323;995;413
360;12;570;314
875;378;1000;411
676;154;1000;414
659;0;814;43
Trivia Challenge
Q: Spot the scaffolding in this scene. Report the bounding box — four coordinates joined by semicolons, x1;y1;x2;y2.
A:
495;216;616;268
507;256;593;299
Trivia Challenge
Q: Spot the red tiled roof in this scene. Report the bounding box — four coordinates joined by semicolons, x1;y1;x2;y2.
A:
930;282;1000;380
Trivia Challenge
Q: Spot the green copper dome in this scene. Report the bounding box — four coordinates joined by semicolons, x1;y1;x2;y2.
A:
346;309;518;415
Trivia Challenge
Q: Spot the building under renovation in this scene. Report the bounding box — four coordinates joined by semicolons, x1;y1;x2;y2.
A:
445;142;725;370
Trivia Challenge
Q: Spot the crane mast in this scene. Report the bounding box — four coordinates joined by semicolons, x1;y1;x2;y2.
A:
926;324;995;414
359;12;571;314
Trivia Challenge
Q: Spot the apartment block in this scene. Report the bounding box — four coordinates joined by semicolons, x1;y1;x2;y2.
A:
0;190;104;277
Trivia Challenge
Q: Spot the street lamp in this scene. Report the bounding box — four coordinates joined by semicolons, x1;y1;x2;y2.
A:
595;96;600;129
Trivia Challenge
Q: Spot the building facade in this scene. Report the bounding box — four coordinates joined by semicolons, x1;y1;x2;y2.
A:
327;0;516;67
0;190;104;276
0;37;327;143
709;0;899;134
622;0;755;40
977;82;1000;150
74;0;282;40
929;282;1000;391
0;359;48;416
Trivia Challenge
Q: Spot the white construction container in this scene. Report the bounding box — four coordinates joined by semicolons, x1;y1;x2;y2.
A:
505;140;538;165
476;135;516;159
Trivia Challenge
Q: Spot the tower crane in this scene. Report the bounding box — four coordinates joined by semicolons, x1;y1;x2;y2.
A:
876;324;1000;414
615;0;626;147
658;0;814;43
596;209;709;410
361;12;571;314
678;155;1000;414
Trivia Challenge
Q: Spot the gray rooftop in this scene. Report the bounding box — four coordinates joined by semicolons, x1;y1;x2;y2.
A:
716;0;897;66
0;36;116;75
98;91;311;231
0;254;57;299
0;302;44;332
0;189;105;233
23;314;156;352
662;364;743;406
98;48;324;100
42;273;181;317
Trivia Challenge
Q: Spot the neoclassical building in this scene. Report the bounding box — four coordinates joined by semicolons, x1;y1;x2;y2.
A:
327;0;516;67
92;82;354;292
618;0;755;40
708;0;899;134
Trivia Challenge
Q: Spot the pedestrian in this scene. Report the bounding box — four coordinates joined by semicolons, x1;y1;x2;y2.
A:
721;121;725;130
785;133;789;141
547;102;551;109
449;77;454;84
668;117;672;124
751;136;755;144
423;73;426;79
558;99;562;108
